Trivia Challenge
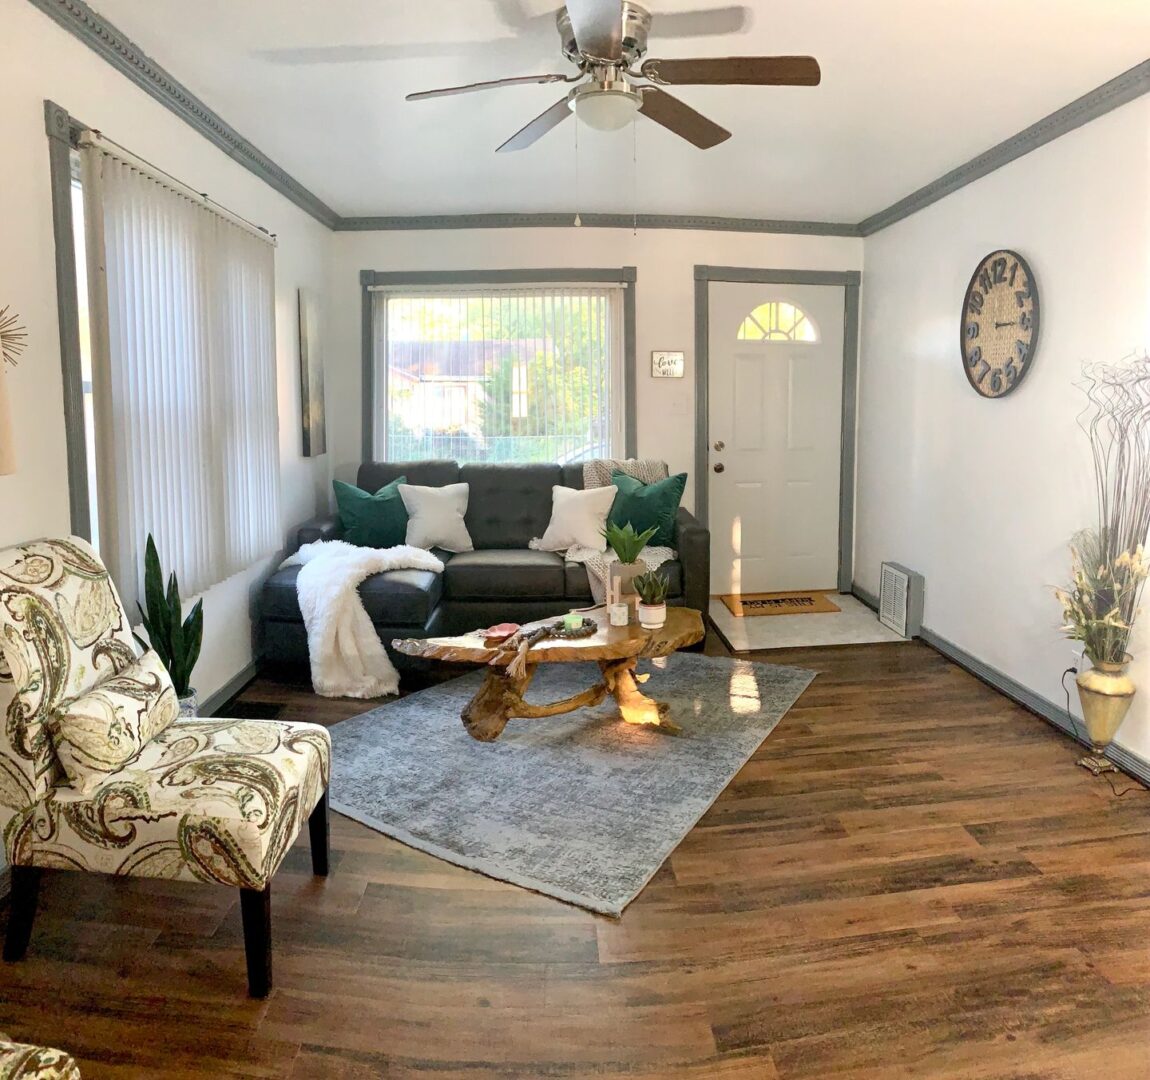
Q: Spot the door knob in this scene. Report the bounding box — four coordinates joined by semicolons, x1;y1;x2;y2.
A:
713;440;725;451
713;463;725;473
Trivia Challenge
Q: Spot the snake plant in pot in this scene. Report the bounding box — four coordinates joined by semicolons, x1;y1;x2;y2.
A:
602;521;657;600
634;569;670;629
137;534;204;717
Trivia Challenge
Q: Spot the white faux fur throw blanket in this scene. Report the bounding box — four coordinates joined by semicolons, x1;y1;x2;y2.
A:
281;540;444;699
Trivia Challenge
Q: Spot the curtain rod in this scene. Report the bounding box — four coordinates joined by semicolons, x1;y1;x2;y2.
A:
76;129;278;247
367;282;628;293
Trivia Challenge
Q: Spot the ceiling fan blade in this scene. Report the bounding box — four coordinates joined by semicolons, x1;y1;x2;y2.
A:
497;97;573;152
565;0;625;61
641;56;821;86
639;88;730;149
407;73;571;102
655;6;751;38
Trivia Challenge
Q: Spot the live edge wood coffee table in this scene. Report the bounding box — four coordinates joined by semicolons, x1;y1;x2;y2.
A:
393;607;704;742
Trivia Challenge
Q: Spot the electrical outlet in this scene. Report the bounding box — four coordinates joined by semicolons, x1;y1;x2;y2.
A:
1070;644;1086;673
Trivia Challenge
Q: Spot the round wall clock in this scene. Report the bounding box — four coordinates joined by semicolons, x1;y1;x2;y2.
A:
960;249;1039;398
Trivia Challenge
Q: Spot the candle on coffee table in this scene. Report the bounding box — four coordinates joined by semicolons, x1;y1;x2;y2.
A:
563;611;583;630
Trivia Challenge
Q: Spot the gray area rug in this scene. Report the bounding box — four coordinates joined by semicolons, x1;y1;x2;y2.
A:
328;652;815;915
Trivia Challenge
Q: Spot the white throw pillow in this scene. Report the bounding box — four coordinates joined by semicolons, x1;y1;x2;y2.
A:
536;484;617;552
399;482;474;552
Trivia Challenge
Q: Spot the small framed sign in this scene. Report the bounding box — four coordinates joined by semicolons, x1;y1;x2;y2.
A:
651;350;685;378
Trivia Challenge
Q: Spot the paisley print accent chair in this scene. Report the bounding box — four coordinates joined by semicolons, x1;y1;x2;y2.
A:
0;537;331;998
0;1033;81;1079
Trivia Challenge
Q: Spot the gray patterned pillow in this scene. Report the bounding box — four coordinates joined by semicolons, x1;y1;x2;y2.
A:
50;647;179;794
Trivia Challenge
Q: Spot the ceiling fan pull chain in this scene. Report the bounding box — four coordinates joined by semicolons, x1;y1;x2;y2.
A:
632;114;638;236
574;115;582;227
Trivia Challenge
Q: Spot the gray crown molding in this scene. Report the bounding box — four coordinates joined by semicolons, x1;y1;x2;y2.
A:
27;0;339;229
338;213;862;236
858;57;1150;236
29;2;1150;240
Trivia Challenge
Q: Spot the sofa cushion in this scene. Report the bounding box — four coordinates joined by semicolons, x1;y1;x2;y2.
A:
608;472;688;547
263;565;442;626
334;476;408;548
564;561;593;601
51;648;180;795
358;459;459;494
461;463;564;549
446;549;566;600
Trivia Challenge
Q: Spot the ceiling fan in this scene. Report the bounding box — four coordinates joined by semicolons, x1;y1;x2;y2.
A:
406;0;821;152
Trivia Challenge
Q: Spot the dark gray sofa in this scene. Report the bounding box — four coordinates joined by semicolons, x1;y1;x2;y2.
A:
260;460;710;666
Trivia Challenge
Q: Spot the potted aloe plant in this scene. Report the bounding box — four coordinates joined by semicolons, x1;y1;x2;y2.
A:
602;522;657;600
634;569;669;629
137;534;204;717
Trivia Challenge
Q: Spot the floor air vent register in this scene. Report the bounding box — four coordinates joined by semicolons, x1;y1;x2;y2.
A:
878;562;924;638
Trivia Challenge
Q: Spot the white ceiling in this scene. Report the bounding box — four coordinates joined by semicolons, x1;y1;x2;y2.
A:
91;0;1150;222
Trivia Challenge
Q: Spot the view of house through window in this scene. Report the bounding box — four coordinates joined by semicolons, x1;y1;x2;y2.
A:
373;286;624;463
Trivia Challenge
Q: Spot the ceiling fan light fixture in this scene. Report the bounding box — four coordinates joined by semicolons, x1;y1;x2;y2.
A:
570;84;642;132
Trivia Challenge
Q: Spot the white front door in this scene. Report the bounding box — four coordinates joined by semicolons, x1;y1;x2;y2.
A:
707;282;845;595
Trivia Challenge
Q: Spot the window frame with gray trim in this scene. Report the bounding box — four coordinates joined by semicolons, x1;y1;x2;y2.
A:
359;268;637;465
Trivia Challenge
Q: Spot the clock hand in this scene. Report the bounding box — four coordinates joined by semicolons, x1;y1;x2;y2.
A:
994;320;1016;329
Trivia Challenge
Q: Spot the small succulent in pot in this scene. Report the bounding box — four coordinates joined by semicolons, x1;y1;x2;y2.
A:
136;534;203;715
633;570;670;629
602;522;657;598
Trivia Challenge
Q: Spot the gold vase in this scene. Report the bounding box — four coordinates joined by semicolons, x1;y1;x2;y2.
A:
1075;655;1135;775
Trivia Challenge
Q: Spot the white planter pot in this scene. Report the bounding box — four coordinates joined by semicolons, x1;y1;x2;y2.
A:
178;689;199;719
637;602;666;630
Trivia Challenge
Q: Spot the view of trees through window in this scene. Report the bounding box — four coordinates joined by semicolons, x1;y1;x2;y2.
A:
379;288;620;463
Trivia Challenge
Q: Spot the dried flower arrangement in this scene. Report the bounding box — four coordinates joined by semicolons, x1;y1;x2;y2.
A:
1055;354;1150;665
0;306;27;368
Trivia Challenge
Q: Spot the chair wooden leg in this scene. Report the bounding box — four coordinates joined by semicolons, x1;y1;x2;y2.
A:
3;866;41;962
240;884;272;998
308;788;330;877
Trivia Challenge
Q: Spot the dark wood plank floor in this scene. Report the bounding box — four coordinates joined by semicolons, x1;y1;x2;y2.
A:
3;634;1150;1078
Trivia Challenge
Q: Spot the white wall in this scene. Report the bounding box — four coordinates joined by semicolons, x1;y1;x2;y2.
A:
327;228;863;512
0;0;330;703
856;96;1150;757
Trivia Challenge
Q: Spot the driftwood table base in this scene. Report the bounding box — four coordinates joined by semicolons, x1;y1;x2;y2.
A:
395;607;705;743
461;658;681;742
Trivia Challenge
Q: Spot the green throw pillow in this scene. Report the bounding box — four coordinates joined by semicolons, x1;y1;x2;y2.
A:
333;477;408;548
608;472;687;548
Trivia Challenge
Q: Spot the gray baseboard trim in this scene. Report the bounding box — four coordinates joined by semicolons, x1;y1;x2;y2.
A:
859;58;1150;235
200;662;259;717
851;583;1149;786
27;0;339;229
336;213;861;236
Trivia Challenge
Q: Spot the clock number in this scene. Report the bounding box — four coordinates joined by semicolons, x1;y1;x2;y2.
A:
968;291;984;315
965;321;980;339
1008;261;1019;286
991;257;1007;284
966;345;982;368
1015;339;1028;361
990;369;1004;394
1019;310;1033;332
1015;284;1032;308
973;358;990;385
978;268;993;293
1004;358;1019;386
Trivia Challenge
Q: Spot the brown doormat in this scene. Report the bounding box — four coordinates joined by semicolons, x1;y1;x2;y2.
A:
720;590;842;617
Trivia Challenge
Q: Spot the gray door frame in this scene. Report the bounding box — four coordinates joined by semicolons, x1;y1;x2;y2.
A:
360;267;637;463
694;265;862;593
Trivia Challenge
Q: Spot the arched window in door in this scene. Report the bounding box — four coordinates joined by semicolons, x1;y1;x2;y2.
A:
736;301;819;342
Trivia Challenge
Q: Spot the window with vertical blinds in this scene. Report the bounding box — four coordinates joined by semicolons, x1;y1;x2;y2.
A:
370;286;625;464
79;139;280;613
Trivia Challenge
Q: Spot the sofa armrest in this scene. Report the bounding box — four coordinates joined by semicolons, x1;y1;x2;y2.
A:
674;506;710;616
296;513;344;550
